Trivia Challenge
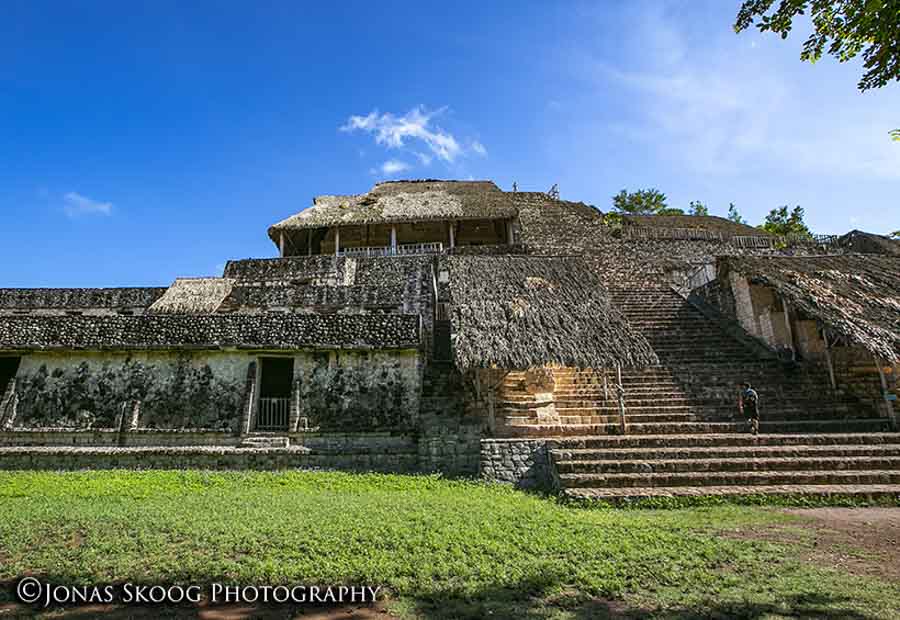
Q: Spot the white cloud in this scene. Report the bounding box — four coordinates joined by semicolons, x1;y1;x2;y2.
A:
380;159;410;175
340;106;487;170
63;192;112;217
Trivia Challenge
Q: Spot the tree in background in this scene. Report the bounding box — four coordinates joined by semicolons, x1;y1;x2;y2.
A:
759;205;813;238
611;188;670;215
890;231;900;239
735;0;900;140
727;202;748;225
735;0;899;91
689;201;710;216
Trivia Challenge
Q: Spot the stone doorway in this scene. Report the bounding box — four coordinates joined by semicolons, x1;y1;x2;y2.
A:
0;356;20;397
256;357;294;431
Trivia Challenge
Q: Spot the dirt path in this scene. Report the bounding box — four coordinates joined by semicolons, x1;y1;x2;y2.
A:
779;507;900;583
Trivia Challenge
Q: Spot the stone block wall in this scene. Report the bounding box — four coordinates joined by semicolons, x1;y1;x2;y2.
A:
479;439;551;490
10;351;247;431
294;350;421;432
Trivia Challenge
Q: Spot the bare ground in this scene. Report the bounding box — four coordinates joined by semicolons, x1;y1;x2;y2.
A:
728;507;900;583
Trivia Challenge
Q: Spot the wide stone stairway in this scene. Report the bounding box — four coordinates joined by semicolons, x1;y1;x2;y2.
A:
499;285;900;500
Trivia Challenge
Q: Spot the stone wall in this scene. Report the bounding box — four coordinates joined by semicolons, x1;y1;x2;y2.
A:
5;348;424;435
0;429;239;447
9;351;248;431
0;430;483;476
479;439;552;490
0;445;420;473
295;350;421;432
0;288;166;316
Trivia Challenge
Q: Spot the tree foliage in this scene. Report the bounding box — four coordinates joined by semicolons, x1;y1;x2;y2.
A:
890;230;900;239
735;0;900;92
611;188;670;215
688;201;710;216
759;205;813;238
727;202;748;225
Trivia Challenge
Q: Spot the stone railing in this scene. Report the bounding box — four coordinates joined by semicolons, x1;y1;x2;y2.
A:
339;242;444;257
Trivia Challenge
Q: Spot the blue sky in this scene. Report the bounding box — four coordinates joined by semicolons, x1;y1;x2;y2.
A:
2;1;898;287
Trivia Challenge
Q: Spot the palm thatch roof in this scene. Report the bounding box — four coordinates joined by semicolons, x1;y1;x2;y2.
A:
623;214;769;237
268;180;517;242
720;255;900;362
147;278;235;314
447;255;658;371
837;230;900;256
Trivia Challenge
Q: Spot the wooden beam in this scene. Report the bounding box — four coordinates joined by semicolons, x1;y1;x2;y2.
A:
390;225;397;255
279;232;285;257
782;299;795;361
449;222;455;249
616;364;626;434
334;227;340;257
822;328;837;392
873;354;897;429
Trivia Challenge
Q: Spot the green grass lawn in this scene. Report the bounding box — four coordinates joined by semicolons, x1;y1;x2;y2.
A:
0;470;897;619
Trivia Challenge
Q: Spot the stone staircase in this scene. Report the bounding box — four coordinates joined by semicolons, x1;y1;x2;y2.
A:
551;433;900;502
496;286;890;436
497;285;899;499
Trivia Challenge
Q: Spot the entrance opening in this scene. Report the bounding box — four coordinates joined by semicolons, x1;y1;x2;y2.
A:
0;357;21;398
433;303;452;362
256;357;294;431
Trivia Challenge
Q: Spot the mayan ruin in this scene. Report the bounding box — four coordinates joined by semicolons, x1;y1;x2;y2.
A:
0;179;897;501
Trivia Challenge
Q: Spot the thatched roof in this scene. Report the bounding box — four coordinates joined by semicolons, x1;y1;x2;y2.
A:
268;180;517;241
720;255;900;362
447;255;658;371
623;214;769;237
837;230;900;256
147;278;235;314
511;192;608;252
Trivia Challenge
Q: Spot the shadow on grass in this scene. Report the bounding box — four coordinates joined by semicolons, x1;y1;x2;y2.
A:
402;582;886;620
1;575;888;620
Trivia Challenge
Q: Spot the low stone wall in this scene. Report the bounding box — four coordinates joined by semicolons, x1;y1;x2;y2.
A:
479;439;551;490
0;429;238;447
418;425;482;477
0;446;419;473
0;431;484;475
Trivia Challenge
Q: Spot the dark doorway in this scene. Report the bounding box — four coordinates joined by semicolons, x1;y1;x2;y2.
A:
256;357;294;431
0;357;20;398
433;303;452;362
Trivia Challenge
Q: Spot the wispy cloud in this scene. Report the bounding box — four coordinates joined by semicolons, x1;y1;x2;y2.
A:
63;192;112;217
380;159;410;175
341;106;463;162
341;106;487;177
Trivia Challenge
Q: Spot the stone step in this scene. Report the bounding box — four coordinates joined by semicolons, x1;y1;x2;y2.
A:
558;469;900;489
548;432;900;450
504;413;700;425
502;419;893;437
554;456;900;475
551;444;900;462
563;484;900;503
239;435;290;449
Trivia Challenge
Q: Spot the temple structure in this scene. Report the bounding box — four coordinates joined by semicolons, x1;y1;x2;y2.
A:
1;180;898;500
